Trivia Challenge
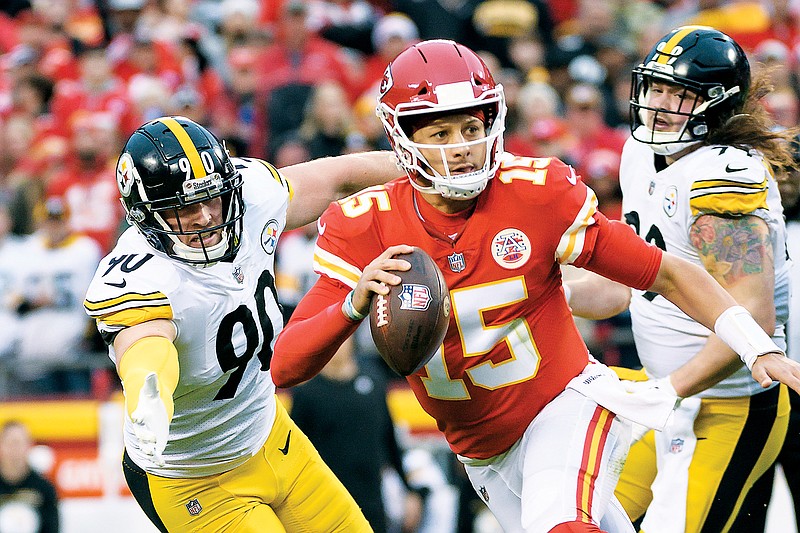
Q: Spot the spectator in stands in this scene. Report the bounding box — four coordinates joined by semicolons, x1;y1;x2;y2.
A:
256;0;360;102
13;197;101;394
0;197;25;359
290;336;424;533
561;82;627;170
50;45;140;138
358;12;419;97
46;111;124;253
0;420;59;533
295;80;355;160
214;44;266;157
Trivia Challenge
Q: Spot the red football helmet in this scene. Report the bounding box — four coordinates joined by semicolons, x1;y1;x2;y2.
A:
377;39;506;199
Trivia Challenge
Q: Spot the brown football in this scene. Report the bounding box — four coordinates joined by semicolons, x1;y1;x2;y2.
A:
369;248;451;376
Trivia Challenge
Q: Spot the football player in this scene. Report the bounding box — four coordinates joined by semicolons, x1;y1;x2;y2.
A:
83;116;402;532
270;40;800;533
604;26;797;533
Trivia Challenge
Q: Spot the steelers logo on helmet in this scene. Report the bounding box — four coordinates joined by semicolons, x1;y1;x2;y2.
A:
117;116;246;266
116;152;137;197
629;26;750;156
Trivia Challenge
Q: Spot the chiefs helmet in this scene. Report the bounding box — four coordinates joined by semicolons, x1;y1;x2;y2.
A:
376;39;506;199
116;116;245;265
630;26;750;155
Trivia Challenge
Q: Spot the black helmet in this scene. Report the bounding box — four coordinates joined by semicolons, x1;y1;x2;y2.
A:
630;26;751;155
116;116;245;265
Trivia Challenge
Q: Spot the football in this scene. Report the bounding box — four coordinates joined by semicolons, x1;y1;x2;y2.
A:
369;248;451;376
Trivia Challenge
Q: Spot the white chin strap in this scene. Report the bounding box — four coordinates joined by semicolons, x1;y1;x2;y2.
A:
169;230;229;265
409;166;490;200
633;125;701;156
153;211;229;265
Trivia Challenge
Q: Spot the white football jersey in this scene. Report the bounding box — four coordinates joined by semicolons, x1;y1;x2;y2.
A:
619;139;789;398
84;157;291;477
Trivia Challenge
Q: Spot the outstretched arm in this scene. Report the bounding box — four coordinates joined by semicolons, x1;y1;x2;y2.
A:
647;215;800;395
281;151;403;230
563;268;631;320
583;214;800;395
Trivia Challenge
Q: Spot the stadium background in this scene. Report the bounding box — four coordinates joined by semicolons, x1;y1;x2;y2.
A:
0;0;799;530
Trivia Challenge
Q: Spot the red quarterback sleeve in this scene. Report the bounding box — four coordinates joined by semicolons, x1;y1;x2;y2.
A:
582;212;663;290
271;280;361;388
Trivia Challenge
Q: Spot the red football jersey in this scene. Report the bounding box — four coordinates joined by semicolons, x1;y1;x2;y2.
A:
307;155;660;459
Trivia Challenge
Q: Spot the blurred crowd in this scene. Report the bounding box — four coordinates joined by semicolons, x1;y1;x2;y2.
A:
1;0;800;396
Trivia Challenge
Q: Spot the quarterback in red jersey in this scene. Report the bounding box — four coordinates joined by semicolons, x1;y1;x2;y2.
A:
272;40;797;533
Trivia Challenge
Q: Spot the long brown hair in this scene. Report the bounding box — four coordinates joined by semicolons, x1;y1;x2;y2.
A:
706;71;798;178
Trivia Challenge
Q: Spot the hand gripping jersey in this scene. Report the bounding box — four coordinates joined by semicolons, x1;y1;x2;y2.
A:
313;154;662;459
84;158;291;477
620;139;790;398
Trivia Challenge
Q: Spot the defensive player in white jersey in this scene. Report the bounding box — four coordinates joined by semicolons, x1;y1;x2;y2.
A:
596;26;798;533
83;116;402;532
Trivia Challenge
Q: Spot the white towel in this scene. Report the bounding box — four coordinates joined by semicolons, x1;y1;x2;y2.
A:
639;397;702;533
566;362;679;431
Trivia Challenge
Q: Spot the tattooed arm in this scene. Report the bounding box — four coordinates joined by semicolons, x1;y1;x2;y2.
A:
668;214;777;396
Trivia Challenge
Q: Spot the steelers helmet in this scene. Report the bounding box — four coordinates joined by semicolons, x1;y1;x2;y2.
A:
630;26;751;155
116;116;245;265
376;39;506;199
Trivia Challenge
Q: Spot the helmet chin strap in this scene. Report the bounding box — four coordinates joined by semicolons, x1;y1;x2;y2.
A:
633;125;702;156
168;230;229;266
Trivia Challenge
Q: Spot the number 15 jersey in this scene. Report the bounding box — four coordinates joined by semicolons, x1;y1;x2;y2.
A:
312;154;662;459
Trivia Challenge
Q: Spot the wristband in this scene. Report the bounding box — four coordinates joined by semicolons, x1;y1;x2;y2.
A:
714;305;783;371
563;283;572;306
341;290;367;322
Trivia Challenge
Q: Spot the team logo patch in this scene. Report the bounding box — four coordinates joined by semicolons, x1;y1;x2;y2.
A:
378;65;393;98
448;252;466;273
491;228;531;269
186;498;203;516
233;265;244;284
260;219;279;254
398;284;432;311
116;153;137;197
663;185;678;217
669;438;684;454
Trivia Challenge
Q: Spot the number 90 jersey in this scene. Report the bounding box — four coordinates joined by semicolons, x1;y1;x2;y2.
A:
313;154;660;459
84;158;290;477
620;139;790;398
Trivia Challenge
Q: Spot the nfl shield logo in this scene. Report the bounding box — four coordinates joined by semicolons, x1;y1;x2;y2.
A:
399;284;432;311
669;438;684;454
186;498;203;516
232;266;244;284
448;252;466;273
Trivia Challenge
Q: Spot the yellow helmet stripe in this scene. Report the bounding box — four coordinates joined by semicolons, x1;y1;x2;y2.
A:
656;26;705;64
158;117;206;178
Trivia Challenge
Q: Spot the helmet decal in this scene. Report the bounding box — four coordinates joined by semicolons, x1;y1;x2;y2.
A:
158;116;208;179
116;152;137;197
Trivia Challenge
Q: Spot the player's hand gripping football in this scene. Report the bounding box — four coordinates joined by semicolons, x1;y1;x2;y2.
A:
129;372;169;467
351;244;414;314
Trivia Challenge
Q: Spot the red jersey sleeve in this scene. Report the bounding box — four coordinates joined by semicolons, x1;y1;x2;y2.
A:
578;211;663;290
271;280;361;388
272;186;393;388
